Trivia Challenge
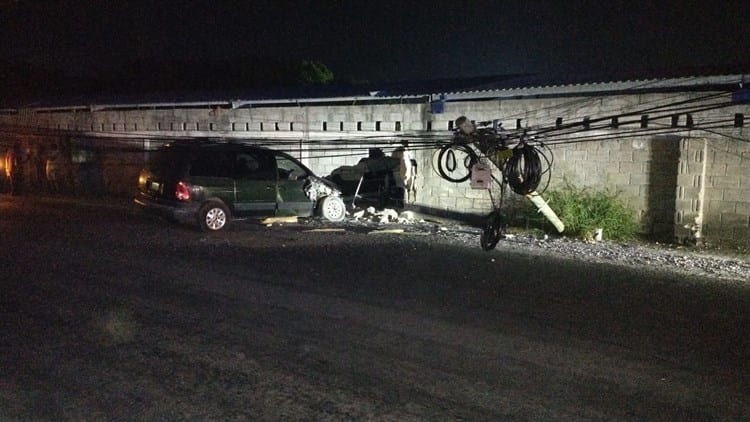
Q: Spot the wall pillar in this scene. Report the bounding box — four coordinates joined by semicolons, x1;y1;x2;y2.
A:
675;138;708;244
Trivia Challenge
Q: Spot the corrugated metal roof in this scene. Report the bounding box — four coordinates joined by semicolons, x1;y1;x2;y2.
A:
3;69;748;111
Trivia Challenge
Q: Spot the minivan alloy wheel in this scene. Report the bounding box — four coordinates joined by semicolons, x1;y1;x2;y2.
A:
199;202;230;231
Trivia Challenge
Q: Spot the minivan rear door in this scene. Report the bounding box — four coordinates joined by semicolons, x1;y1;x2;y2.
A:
233;149;278;216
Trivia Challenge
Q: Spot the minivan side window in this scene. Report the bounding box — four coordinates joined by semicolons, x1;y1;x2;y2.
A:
189;151;234;178
276;154;309;180
234;150;276;180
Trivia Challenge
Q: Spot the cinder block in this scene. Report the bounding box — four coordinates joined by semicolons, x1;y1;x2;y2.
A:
473;198;493;210
371;112;385;121
710;176;740;189
618;161;642;173
706;163;727;176
703;189;724;201
707;200;736;214
350;113;366;122
629;173;649;185
607;173;630;186
338;122;354;131
440;196;458;209
369;121;387;131
408;121;426;131
564;150;587;161
435;187;455;197
723;189;750;202
464;188;489;199
455;196;476;209
674;199;696;211
725;165;748;178
260;112;283;121
712;151;743;166
633;150;651;162
580;165;605;181
679;186;702;199
720;212;748;226
611;150;633;162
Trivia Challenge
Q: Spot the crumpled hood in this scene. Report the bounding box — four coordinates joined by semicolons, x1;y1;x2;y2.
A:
304;175;342;200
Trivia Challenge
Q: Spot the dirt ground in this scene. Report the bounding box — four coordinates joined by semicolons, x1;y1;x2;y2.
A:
1;196;749;421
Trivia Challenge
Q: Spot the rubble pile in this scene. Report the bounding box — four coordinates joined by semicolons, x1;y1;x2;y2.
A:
350;207;418;224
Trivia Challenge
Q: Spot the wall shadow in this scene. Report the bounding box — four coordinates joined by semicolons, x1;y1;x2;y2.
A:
646;136;681;241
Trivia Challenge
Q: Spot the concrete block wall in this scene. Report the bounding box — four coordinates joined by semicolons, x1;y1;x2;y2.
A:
2;90;748;247
414;93;748;246
701;138;750;246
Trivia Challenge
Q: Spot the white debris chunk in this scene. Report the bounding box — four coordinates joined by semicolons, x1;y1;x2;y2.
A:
352;210;366;219
380;208;399;223
398;211;415;223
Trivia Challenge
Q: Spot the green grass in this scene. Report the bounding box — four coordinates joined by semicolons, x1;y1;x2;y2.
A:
525;184;638;241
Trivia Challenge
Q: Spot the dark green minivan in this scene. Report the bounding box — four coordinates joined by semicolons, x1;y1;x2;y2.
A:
135;141;346;231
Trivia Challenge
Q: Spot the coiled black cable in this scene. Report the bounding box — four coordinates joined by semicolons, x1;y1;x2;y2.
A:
436;143;478;183
503;142;552;195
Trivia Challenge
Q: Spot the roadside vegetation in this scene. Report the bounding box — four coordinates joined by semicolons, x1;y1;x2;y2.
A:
522;184;638;241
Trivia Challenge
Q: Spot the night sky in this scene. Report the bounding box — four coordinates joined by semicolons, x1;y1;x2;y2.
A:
1;0;750;94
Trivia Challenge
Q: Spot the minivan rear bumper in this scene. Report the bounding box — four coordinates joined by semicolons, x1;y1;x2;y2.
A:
134;193;200;224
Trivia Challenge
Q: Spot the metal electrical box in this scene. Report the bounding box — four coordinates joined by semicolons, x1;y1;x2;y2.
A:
470;163;492;189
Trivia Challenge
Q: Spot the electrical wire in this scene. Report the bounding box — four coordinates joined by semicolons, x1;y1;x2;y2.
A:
0;86;746;158
503;141;553;195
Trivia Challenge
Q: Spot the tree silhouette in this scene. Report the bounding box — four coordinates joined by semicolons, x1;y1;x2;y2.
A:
296;60;334;85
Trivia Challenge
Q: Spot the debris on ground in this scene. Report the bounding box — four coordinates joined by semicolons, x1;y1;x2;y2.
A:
351;207;400;223
303;228;347;233
261;216;299;225
367;229;406;235
302;204;749;282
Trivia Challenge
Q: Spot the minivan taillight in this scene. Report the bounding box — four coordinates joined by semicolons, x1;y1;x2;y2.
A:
175;181;191;201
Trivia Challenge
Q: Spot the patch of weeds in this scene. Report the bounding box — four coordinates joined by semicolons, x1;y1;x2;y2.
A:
523;184;638;241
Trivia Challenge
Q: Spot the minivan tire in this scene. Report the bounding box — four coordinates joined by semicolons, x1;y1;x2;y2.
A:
198;201;231;231
319;196;346;222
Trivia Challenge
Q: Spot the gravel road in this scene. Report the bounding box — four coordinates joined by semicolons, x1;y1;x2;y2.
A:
1;196;749;420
